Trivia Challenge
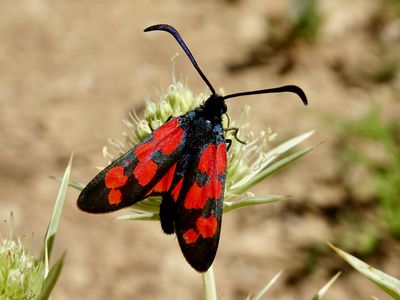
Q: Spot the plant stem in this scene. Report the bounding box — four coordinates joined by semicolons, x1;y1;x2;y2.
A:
202;265;217;300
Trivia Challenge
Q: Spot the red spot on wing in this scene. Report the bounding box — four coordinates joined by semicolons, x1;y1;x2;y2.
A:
132;119;183;188
215;143;227;175
182;216;218;244
183;228;199;244
184;182;208;209
157;127;184;155
206;178;223;199
134;160;158;186
105;166;128;189
196;215;218;238
135;119;182;160
147;163;177;195
133;141;158;186
184;180;222;209
171;178;183;202
198;143;227;177
184;142;226;209
198;144;215;176
134;141;155;161
108;189;122;205
153;119;184;155
152;118;179;140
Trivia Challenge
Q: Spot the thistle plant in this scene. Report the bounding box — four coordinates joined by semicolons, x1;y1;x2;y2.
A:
0;156;71;300
102;80;315;222
0;224;44;299
96;79;317;298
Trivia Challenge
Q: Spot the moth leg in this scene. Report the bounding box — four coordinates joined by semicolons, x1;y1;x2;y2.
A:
225;113;231;127
159;194;176;234
224;127;246;145
226;139;232;151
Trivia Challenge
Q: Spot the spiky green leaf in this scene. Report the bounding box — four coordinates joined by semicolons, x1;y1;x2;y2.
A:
247;270;283;300
329;243;400;299
36;253;65;300
41;154;72;276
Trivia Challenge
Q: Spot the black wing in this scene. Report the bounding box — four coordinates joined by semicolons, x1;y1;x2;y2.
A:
160;115;227;272
77;117;187;213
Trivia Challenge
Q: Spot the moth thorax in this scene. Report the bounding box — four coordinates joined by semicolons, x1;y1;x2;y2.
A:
203;94;227;120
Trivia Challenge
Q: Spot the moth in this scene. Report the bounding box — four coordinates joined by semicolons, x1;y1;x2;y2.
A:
78;24;307;272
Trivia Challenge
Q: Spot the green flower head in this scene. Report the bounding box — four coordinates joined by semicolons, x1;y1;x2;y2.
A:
102;80;314;221
0;219;44;299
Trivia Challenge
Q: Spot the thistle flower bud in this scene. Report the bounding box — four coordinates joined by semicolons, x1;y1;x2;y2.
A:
1;232;44;299
103;80;314;221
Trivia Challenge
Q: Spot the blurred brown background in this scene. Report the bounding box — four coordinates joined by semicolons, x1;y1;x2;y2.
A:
1;0;399;299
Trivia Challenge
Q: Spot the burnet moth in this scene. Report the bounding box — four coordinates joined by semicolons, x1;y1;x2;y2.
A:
77;24;308;272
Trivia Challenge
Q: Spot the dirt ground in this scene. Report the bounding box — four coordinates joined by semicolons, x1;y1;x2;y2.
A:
1;0;399;299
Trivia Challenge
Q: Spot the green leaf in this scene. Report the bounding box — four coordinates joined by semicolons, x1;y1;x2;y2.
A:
254;143;318;183
223;194;287;213
36;253;66;300
310;272;341;300
117;212;160;221
67;179;86;191
41;154;72;277
50;176;85;191
329;243;400;299
131;197;162;213
232;143;318;194
262;131;315;166
247;270;283;300
230;131;316;194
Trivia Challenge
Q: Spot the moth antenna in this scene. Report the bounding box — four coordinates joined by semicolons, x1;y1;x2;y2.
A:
222;85;308;106
144;24;216;95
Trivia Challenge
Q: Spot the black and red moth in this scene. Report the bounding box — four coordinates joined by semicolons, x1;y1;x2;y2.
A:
78;24;308;272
